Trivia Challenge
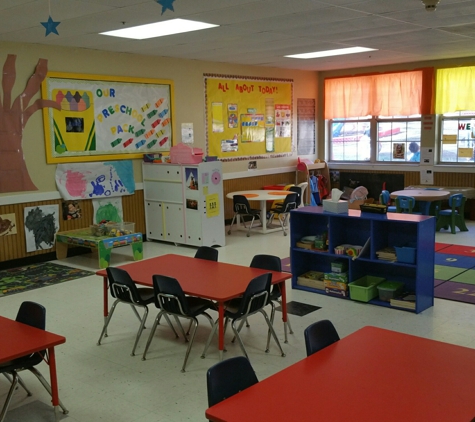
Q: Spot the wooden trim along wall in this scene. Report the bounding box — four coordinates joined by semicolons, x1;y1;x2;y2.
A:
0;191;145;264
1;169;474;264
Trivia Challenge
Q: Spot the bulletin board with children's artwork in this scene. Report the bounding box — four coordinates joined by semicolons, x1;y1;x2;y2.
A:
41;72;174;163
204;74;293;161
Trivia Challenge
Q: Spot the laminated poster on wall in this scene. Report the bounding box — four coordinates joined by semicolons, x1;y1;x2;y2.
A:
55;160;135;200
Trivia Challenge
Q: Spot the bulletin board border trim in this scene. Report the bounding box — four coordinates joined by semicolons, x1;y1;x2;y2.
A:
41;71;175;164
204;73;294;162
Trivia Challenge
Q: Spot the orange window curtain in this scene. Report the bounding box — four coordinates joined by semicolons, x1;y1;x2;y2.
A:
325;69;433;119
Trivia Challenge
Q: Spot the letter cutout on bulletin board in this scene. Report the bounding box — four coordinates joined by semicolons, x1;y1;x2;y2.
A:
41;72;174;163
204;74;293;161
55;160;135;200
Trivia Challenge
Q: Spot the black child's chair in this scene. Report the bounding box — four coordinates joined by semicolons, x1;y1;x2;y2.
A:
206;356;259;407
97;267;179;356
194;246;218;261
0;302;69;422
142;275;215;372
228;195;262;237
304;319;340;357
267;193;298;236
202;273;286;360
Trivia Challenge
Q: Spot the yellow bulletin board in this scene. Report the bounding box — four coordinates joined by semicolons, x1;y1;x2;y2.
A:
41;72;174;163
204;74;293;161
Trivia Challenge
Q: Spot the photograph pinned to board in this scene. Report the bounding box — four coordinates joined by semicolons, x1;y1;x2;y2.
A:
228;104;238;129
92;197;123;224
221;136;239;152
24;205;59;252
0;213;16;236
62;200;82;220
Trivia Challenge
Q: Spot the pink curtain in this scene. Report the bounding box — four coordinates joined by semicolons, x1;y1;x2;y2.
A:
324;69;433;119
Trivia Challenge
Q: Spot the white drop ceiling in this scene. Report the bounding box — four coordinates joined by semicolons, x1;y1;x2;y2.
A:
1;0;475;71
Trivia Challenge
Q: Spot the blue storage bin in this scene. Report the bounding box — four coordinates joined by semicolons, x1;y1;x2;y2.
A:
395;246;416;264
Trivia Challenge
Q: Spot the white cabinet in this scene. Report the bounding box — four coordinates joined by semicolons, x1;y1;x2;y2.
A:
143;162;225;247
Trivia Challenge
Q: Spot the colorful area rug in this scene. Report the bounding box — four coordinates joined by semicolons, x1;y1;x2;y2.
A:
0;262;94;297
434;244;475;305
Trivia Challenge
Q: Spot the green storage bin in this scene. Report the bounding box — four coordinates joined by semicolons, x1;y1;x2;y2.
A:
348;276;385;302
377;281;405;302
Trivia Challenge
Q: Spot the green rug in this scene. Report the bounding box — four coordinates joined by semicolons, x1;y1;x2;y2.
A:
0;262;94;297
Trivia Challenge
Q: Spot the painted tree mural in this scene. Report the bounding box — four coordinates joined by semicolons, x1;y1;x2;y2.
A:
0;54;60;193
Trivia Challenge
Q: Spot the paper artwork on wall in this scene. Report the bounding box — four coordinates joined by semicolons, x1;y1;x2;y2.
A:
24;205;59;252
93;197;123;224
0;213;17;236
55;160;135;200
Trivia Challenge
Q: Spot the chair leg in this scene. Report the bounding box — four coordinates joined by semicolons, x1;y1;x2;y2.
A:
259;309;285;357
130;304;146;328
0;372;20;422
231;319;250;360
227;214;237;235
182;315;210;372
97;299;120;344
131;306;149;356
28;367;69;414
141;311;163;361
201;319;218;358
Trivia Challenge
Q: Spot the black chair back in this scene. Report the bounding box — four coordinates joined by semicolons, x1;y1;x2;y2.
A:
106;267;142;304
304;319;340;357
207;356;259;407
250;254;281;272
153;275;189;316
289;186;302;207
236;273;272;317
281;193;298;213
15;301;46;364
195;246;218;261
233;195;252;214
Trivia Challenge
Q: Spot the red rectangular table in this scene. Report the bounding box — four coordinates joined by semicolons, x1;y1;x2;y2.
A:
96;254;291;358
206;326;475;421
0;316;66;420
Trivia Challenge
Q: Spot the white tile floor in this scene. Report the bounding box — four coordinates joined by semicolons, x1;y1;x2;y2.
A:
2;221;475;421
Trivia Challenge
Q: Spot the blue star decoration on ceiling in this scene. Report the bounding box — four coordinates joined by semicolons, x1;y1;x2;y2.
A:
156;0;175;15
41;16;60;36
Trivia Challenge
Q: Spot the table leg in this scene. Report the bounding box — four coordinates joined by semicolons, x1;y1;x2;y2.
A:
98;242;112;269
55;242;68;260
259;200;268;233
131;240;143;261
279;281;289;343
418;200;431;215
218;302;224;361
47;347;60;421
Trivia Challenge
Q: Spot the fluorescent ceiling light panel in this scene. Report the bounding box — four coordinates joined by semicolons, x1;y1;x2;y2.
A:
100;19;218;40
285;46;377;59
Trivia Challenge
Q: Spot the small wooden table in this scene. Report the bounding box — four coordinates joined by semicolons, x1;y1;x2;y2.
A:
56;228;143;269
96;254;291;359
226;190;293;234
390;189;450;215
0;316;66;421
205;326;475;422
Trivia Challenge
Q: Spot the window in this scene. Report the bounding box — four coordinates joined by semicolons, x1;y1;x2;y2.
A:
440;111;475;163
328;115;421;162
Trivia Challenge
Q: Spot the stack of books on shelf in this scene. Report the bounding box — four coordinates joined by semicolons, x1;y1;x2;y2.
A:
390;292;416;310
376;246;397;262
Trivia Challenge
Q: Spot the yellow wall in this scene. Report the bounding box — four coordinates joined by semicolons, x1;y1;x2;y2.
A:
0;41;318;200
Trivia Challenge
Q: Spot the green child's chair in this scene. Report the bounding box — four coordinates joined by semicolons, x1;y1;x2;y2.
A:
435;194;469;234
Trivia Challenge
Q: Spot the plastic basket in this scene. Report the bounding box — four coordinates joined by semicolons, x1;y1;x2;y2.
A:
377;281;405;302
395;246;416;264
348;276;385;302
